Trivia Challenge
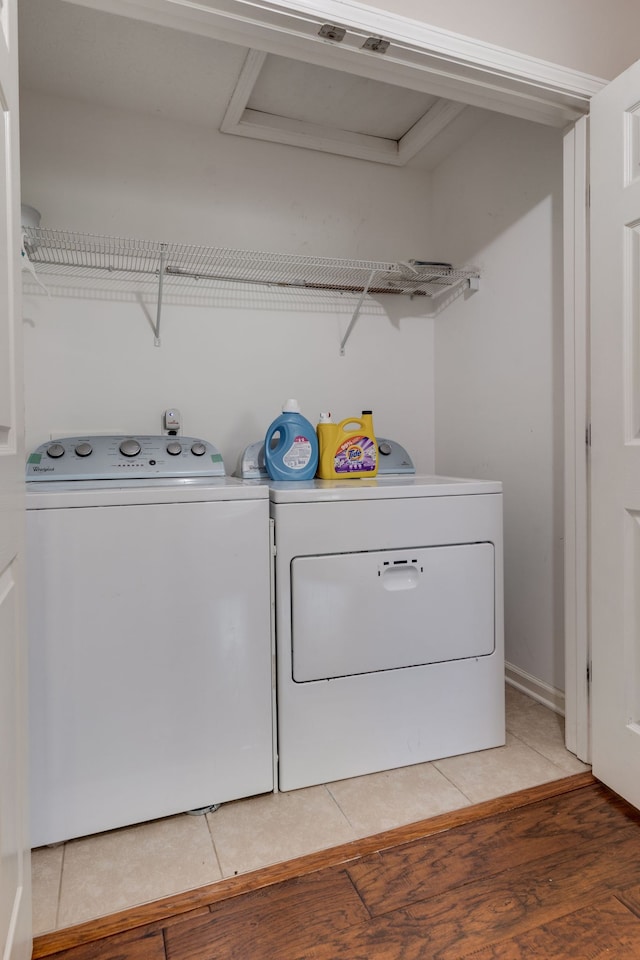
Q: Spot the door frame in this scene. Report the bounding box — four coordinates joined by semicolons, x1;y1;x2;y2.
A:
563;117;590;761
63;0;604;124
1;0;32;956
58;0;596;755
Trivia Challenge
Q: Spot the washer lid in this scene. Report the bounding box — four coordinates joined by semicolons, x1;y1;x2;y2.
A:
25;475;269;509
268;474;502;503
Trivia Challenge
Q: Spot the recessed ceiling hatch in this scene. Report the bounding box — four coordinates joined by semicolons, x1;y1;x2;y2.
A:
221;50;467;165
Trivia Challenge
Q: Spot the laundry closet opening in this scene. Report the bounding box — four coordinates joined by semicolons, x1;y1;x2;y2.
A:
18;0;585;935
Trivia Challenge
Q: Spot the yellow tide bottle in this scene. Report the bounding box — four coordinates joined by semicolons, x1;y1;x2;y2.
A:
316;410;378;479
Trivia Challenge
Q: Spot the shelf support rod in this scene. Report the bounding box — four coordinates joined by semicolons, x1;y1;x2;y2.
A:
154;244;168;346
340;269;376;356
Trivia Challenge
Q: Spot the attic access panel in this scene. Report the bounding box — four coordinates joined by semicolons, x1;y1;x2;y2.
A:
221;49;467;165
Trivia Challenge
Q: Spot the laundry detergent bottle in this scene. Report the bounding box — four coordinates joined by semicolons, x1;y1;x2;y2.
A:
264;399;319;481
317;410;378;479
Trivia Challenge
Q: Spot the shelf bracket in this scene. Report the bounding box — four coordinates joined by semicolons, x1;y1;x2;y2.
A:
153;244;168;346
340;269;377;356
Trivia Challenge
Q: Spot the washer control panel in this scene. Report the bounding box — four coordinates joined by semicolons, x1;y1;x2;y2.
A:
26;436;225;481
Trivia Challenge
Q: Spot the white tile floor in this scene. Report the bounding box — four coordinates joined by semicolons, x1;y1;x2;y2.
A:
31;686;590;935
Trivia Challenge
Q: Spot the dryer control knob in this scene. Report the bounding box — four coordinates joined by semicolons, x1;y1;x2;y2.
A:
378;441;392;456
191;442;206;456
46;443;65;459
75;442;92;457
166;441;182;456
119;438;141;458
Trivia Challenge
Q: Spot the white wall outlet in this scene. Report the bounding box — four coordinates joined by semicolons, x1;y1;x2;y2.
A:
162;409;182;435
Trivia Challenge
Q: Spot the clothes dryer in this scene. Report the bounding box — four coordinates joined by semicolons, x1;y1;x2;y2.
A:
270;475;504;791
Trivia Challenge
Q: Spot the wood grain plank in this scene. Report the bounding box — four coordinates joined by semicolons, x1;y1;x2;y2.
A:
348;781;636;915
32;773;594;959
461;896;640;959
44;927;165;960
148;907;211;931
405;826;640;960
617;882;640;918
164;868;370;960
291;822;640;959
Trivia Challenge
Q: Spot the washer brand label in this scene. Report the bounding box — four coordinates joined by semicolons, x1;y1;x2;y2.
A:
31;465;55;472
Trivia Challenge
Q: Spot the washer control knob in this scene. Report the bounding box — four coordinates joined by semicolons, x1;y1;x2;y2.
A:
46;442;65;459
166;441;182;456
191;442;206;456
378;441;392;456
74;442;93;457
119;438;141;458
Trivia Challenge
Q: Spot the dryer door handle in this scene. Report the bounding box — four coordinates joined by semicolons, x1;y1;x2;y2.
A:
381;564;419;591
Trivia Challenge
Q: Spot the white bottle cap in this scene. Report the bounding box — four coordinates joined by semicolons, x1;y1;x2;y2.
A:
283;399;301;413
318;411;333;422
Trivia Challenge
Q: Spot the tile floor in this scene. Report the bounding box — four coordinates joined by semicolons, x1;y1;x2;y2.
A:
31;685;590;935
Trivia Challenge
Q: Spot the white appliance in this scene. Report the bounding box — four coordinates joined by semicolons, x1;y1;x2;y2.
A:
271;474;504;791
26;435;274;847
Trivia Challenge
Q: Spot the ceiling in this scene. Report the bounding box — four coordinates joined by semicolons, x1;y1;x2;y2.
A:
17;0;493;169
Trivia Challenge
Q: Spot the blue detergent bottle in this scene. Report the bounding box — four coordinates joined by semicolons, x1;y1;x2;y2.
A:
264;399;319;481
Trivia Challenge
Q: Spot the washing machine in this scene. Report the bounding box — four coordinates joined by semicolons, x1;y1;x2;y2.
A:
26;435;274;847
270;472;504;792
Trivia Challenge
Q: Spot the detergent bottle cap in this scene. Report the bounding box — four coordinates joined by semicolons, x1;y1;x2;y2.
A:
282;398;301;413
318;411;333;423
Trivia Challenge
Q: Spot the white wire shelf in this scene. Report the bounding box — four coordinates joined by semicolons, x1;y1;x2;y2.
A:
22;228;480;351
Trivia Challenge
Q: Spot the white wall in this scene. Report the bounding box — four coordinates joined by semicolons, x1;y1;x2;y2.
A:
20;90;438;471
20;79;566;693
431;114;565;692
362;0;640;80
19;91;433;260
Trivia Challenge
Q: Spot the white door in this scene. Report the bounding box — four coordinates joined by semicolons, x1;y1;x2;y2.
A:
590;56;640;810
0;0;31;957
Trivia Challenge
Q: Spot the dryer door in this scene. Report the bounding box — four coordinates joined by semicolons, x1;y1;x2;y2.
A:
291;542;495;681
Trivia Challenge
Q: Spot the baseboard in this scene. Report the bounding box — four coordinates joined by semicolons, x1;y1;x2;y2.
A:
505;662;565;716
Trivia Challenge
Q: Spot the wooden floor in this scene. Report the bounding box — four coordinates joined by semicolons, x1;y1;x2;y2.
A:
33;772;640;960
